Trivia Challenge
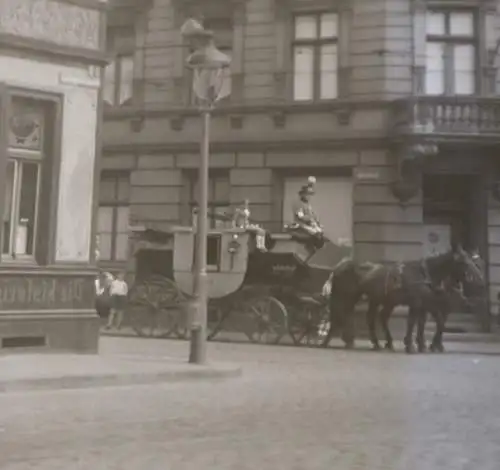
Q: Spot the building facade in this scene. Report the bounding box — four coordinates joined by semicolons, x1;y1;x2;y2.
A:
102;0;500;328
0;0;106;352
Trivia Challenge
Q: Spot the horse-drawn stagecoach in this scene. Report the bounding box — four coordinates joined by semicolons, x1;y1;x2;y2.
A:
124;216;351;346
100;172;486;353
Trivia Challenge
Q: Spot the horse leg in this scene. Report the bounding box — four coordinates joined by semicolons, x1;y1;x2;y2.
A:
429;307;445;353
340;299;356;349
366;300;381;350
380;304;395;351
404;305;418;354
321;294;339;348
321;319;334;348
416;309;428;353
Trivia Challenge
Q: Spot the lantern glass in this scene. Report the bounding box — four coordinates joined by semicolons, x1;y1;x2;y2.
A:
186;41;231;105
192;66;229;103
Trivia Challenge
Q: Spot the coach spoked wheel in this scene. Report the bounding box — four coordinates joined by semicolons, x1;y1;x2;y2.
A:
287;293;329;347
244;296;288;345
127;276;186;338
288;299;330;347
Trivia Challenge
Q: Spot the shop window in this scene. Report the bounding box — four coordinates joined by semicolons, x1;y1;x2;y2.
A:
98;172;130;261
2;97;46;261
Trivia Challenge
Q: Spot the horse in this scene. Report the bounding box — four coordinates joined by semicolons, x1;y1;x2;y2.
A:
322;245;485;353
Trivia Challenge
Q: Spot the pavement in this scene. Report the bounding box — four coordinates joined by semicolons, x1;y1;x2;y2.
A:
0;349;241;393
2;337;500;469
100;323;500;344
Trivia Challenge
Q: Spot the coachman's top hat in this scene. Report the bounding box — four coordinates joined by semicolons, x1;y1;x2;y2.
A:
299;176;316;196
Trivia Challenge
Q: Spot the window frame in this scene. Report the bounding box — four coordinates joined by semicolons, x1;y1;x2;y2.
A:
97;172;130;263
2;152;43;262
0;89;61;266
104;54;135;107
425;9;479;96
187;171;231;230
291;11;339;102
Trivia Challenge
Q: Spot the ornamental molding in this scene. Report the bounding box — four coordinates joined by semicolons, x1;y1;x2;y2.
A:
0;0;100;50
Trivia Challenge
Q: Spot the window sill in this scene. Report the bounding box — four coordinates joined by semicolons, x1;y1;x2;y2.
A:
291;98;339;105
1;256;38;266
0;257;40;271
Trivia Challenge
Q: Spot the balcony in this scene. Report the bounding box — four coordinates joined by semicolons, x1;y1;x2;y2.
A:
391;96;500;143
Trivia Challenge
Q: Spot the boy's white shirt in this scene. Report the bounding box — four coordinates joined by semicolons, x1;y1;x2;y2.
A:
95;279;104;296
110;279;128;296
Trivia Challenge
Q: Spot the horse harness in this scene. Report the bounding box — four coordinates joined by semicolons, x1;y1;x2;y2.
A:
383;259;434;296
420;259;433;285
383;263;404;296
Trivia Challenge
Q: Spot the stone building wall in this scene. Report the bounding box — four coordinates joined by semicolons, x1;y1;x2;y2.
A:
103;0;500;324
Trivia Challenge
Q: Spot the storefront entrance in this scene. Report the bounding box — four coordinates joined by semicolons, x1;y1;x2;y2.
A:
423;173;488;320
423;174;486;254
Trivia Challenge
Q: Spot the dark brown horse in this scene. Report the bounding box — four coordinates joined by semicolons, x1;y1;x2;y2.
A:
323;245;484;353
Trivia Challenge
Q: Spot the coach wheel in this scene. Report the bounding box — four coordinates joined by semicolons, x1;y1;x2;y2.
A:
244;296;288;345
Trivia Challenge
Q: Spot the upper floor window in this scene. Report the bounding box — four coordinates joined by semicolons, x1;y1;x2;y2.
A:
104;55;134;106
425;10;477;95
97;172;130;262
292;12;338;101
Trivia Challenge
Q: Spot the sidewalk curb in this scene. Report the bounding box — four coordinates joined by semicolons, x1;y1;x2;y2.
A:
0;364;242;393
100;330;500;345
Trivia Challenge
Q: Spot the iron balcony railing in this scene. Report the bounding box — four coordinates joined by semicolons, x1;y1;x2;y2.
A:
391;96;500;137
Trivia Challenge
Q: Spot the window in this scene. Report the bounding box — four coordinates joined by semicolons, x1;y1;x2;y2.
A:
2;98;45;260
425;10;477;95
282;176;353;246
292;12;338;101
104;55;134;106
189;18;232;104
188;173;231;229
97;173;130;262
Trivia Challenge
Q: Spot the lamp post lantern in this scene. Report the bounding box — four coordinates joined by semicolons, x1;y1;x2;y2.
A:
181;20;231;365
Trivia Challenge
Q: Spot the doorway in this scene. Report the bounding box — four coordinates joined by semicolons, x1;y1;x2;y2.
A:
423;174;485;253
423;173;488;319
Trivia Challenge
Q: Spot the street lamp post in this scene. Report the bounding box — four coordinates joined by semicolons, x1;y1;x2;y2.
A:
181;20;231;365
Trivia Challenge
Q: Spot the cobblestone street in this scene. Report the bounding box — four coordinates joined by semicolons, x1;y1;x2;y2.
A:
1;337;500;469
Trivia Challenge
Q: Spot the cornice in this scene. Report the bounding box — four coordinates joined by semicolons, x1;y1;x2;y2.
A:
103;135;389;154
103;99;389;121
0;32;108;66
58;0;109;11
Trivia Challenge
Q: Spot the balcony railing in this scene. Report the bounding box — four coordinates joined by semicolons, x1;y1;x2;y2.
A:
391;96;500;137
